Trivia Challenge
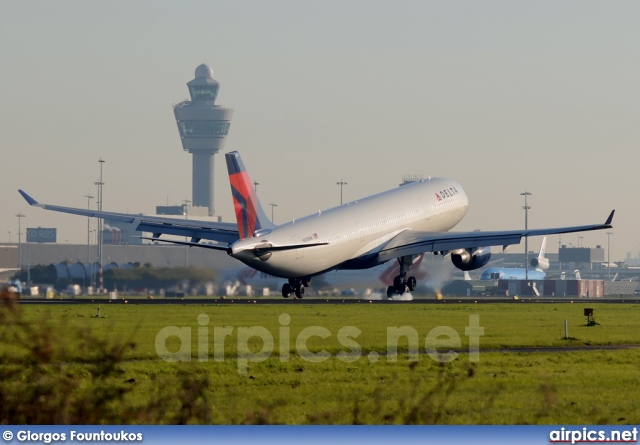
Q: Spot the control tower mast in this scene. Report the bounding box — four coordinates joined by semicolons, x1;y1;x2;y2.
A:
173;64;234;216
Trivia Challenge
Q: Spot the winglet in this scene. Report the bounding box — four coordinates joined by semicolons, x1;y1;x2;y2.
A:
605;210;615;226
18;189;40;206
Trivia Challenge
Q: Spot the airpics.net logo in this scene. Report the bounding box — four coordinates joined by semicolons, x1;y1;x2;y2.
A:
549;427;638;444
154;314;484;375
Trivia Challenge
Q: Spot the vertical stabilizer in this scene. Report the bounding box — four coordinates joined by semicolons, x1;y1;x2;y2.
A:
538;237;547;260
530;237;549;271
225;151;276;239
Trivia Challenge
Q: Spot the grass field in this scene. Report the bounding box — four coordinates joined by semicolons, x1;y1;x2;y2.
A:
1;299;639;424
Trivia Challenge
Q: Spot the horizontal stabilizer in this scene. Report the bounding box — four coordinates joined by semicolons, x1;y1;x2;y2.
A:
230;240;329;260
139;237;229;251
256;242;329;252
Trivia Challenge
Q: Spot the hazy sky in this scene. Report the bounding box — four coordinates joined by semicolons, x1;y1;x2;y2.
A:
1;1;638;262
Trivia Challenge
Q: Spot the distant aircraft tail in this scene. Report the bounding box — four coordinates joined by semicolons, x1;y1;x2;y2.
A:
529;237;549;271
226;151;276;240
538;237;546;259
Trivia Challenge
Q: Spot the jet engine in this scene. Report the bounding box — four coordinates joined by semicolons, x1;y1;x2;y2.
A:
530;256;549;270
450;247;491;271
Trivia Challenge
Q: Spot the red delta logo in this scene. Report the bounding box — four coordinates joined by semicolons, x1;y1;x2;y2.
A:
436;187;459;201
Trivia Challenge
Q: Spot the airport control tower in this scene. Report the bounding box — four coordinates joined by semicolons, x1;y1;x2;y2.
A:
173;64;234;216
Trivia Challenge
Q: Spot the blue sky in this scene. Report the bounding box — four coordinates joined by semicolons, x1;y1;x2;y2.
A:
1;1;638;261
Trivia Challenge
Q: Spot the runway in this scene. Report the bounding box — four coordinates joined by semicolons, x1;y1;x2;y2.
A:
16;296;640;305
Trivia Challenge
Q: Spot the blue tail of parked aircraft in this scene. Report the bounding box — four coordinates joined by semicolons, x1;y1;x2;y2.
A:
480;237;548;280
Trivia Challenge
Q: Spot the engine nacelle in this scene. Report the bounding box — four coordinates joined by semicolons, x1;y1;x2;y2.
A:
530;257;549;270
450;247;491;271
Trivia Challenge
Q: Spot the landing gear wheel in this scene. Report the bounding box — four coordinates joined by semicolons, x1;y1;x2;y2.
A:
282;283;291;298
407;276;417;292
393;276;404;293
387;286;396;299
295;284;305;299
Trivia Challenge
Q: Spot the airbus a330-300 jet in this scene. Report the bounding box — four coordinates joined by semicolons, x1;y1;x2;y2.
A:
19;151;614;299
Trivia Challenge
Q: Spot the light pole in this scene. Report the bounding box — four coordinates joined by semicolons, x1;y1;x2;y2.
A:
269;202;278;223
96;158;105;293
90;230;97;289
7;231;10;243
607;232;613;280
253;181;259;193
16;213;25;270
578;236;583;248
183;198;191;267
84;194;94;265
337;179;348;205
558;234;562;270
27;239;31;287
520;191;531;281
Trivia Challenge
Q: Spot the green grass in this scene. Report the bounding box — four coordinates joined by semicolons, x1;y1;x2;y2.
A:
2;300;640;424
20;302;639;354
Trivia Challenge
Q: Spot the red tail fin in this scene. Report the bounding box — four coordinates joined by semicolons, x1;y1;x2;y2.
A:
225;151;275;239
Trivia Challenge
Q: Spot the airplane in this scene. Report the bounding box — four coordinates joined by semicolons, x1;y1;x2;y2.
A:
18;151;615;299
480;237;549;280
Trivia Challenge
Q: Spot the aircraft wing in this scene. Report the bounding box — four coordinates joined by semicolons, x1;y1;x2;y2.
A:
18;190;239;246
376;210;614;262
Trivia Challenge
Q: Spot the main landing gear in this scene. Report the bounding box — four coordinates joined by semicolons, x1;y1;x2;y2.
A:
282;278;311;299
386;256;417;299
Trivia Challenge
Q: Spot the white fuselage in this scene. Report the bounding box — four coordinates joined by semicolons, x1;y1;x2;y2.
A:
230;178;469;279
